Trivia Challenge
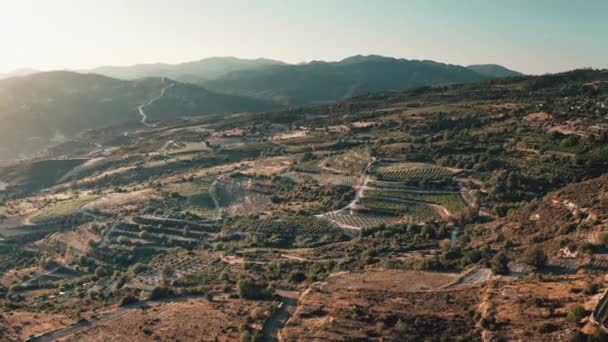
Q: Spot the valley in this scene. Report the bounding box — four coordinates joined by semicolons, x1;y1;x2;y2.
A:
0;68;607;341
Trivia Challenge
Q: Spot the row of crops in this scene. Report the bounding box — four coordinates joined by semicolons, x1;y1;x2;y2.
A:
356;198;439;221
286;172;358;186
223;215;349;248
30;195;100;223
364;190;467;214
375;166;455;181
324;212;399;229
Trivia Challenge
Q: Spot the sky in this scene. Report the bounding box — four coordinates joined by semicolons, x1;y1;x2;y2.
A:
1;0;607;75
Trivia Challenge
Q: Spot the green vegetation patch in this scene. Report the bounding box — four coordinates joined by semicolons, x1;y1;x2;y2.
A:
163;178;215;207
223;215;349;248
173;261;232;287
31;195;100;223
376;166;455;181
366;191;468;213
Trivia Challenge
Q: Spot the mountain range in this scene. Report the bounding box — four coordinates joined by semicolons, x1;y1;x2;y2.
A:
83;55;523;105
0;71;272;160
0;55;523;160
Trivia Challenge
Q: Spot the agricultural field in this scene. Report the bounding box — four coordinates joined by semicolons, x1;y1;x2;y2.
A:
365;190;468;214
222;215;349;248
375;166;456;181
162;177;215;208
355;198;438;222
30;194;100;223
288;172;358;187
324;212;399;229
319;149;371;175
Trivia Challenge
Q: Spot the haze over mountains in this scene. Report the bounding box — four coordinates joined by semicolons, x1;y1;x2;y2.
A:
0;55;523;160
83;55;522;105
0;71;272;160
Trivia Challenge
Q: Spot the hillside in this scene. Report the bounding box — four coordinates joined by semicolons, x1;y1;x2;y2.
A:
200;55;490;105
86;55;521;106
1;68;607;341
0;71;273;160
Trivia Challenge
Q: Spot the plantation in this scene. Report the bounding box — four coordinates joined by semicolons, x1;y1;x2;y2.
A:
301;173;358;186
30;195;100;223
223;215;349;248
135;251;216;288
324;212;399;229
356;198;438;222
376;166;455;181
365;190;468;213
172;261;233;287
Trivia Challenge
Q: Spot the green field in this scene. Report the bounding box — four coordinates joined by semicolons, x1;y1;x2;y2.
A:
376;166;455;181
324;212;398;229
365;190;467;213
31;195;100;223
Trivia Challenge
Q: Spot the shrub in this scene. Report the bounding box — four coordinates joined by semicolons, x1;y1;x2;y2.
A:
567;304;586;322
119;294;139;306
236;279;272;300
490;252;510;275
250;306;267;321
148;287;173;300
584;283;600;295
394;319;408;336
288;271;307;283
526;248;548;268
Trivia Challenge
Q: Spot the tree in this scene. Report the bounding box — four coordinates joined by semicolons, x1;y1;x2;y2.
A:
526;248;548;268
491;252;510;275
236;278;271;300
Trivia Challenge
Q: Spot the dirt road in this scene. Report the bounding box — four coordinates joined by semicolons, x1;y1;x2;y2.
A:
137;81;175;127
263;290;299;342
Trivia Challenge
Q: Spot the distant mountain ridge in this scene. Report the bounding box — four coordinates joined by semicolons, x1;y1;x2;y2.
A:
466;64;523;78
0;55;525;159
86;57;286;81
83;56;524;106
198;55;494;105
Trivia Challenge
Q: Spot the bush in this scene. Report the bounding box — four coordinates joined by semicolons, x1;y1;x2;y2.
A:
584;283;600;295
490;252;510;275
250;306;267;321
288;271;307;283
567;304;586;322
394;319;408;336
119;294;139;306
236;279;272;300
148;287;173;300
526;248;548;268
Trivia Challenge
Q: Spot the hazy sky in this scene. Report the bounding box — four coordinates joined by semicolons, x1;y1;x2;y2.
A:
1;0;607;74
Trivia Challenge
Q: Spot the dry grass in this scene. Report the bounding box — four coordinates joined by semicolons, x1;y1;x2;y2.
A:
62;298;271;342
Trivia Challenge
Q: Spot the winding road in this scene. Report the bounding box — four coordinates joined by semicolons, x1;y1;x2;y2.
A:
137;80;175;127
